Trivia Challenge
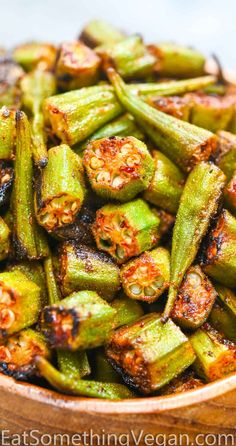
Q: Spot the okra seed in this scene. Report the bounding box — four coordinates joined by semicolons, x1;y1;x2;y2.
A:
126;155;141;167
0;291;12;306
90;157;104;169
188;272;202;289
121;144;132;154
112;176;124;188
97;172;111;183
116;246;125;259
144;286;156;297
0;309;15;329
130;284;142;295
153;278;164;289
1;174;11;184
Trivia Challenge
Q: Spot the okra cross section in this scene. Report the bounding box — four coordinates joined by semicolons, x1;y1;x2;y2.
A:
83;136;154;202
0;328;50;380
92;199;160;264
171;265;217;330
0;271;41;338
190;323;236;381
120;247;170;303
35;144;85;232
59;242;120;301
13;42;57;71
40;290;116;350
106;313;196;394
201;209;236;288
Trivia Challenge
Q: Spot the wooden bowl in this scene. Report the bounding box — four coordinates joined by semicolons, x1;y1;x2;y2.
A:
1;62;236;444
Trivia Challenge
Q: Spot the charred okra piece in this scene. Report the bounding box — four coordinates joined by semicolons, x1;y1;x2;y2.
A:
83;136;154;202
188;93;234;133
0;107;16;160
36;356;134;399
13;42;57;71
80;20;125;48
0;161;14;208
171;265;217;330
20;68;56;167
43;85;123;146
148;42;205;78
53;202;95;245
92;199;160;264
143;150;185;214
59;243;120;301
12;111;49;260
97;35;156;80
216;131;236;181
0;58;23;108
57;349;91;379
190;323;236;381
224;172;236;215
0;271;41;338
0;328;50;380
106;313;196;394
40;290;116;350
164;162;225;320
56;41;101;90
201;209;236;288
120;247;170;303
147;95;191;121
9;261;48;307
111;294;144;327
77;114;145;152
35;144;85;232
108;69;216;172
161;371;203;395
209;285;236;343
0;217;10;261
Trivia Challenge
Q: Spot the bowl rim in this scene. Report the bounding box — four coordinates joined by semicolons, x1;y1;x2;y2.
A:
1;372;236;414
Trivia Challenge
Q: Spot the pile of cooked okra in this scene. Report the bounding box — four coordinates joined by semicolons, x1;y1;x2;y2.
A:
0;19;236;400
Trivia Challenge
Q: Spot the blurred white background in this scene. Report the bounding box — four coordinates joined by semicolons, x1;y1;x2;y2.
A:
0;0;235;69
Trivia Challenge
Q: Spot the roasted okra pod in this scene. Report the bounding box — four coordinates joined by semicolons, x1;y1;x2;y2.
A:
0;107;16;160
83;136;154;202
216;130;236;181
171;265;217;330
59;242;120;301
143;150;185;214
35;144;85;232
9;261;48;307
120;247;170;302
80;20;125;48
56;41;101;90
0;328;50;380
106;313;196;394
92;199;160;264
0;271;41;338
209;285;236;343
201;209;236;288
13;42;57;71
147;94;191;121
190;323;236;381
0;58;23;108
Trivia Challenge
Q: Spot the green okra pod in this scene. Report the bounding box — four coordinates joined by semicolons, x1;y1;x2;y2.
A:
57;349;91;380
0;217;10;261
92;199;160;264
94;349;121;383
80;20;125;48
35;356;134;399
13;42;57;71
40;290;116;350
188;93;234;133
201;209;236;288
147;95;191;121
59;242;120;301
43;85;123;146
44;255;62;306
111;294;144;327
106;313;196;394
0;107;16;160
0;161;14;208
9;261;48;307
209;285;236;343
12;111;49;260
190;323;236;382
164;162;226;320
148;42;205;78
0;58;23;109
171;265;217;330
0;270;41;338
216;131;236;181
56;41;101;91
20;68;56;167
35;144;85;232
120;247;170;303
83;136;154;202
107;69;217;172
0;328;50;380
77;113;145;152
143;150;185;214
96;35;156;80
